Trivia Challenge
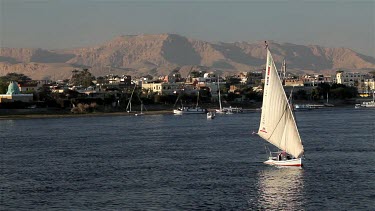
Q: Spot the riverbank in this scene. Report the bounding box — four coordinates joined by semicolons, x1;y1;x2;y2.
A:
0;99;361;120
0;110;174;120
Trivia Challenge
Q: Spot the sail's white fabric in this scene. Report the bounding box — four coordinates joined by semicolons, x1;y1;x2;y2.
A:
258;49;304;158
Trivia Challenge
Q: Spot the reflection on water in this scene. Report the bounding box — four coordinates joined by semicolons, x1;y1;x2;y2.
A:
253;167;304;210
2;109;374;210
1;119;15;127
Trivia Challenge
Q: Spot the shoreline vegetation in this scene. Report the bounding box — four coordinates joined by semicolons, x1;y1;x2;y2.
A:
0;102;358;120
0;96;369;120
0;110;175;120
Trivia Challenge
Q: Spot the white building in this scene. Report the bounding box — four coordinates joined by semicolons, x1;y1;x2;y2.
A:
358;78;375;95
142;82;192;95
336;71;367;87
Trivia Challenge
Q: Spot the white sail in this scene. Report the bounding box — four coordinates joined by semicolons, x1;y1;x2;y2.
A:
258;49;304;158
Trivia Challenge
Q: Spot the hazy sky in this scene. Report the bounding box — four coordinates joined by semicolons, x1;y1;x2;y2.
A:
1;0;374;56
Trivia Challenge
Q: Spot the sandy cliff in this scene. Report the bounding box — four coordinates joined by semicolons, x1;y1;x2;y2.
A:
1;34;375;79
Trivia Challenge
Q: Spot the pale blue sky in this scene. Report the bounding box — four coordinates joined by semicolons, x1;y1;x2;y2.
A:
1;0;374;56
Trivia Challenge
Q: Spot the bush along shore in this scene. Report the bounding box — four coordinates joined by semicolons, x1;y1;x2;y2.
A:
0;104;176;120
0;98;360;120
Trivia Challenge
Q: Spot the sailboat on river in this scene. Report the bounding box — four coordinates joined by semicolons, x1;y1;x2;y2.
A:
256;43;304;167
215;75;225;114
173;90;207;115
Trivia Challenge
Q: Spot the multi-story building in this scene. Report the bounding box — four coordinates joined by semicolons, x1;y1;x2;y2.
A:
142;82;189;95
18;81;38;92
336;71;367;87
17;80;51;92
364;78;375;90
284;78;304;87
358;78;375;96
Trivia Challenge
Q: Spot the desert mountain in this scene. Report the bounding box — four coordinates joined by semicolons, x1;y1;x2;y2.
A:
1;33;375;80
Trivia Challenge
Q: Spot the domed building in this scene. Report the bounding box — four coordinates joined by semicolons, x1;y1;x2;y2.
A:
6;81;21;95
0;81;33;103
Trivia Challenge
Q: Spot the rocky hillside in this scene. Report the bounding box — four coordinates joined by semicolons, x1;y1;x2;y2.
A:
1;34;375;79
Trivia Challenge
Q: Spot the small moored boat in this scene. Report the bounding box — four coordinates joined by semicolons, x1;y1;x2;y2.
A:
207;111;215;119
173;106;207;115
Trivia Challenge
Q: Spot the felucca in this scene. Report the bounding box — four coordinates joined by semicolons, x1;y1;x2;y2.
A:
256;43;304;167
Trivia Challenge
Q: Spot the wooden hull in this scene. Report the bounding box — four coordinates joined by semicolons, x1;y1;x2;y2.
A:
264;158;302;167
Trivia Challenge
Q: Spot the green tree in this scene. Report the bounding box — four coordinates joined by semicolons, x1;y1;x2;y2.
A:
243;87;262;101
0;82;7;94
96;76;106;85
0;73;31;81
311;89;320;101
0;73;32;94
330;84;358;99
227;77;241;85
317;83;330;95
295;90;308;100
70;69;95;87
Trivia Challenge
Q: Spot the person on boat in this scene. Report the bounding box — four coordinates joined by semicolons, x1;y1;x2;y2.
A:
278;151;288;161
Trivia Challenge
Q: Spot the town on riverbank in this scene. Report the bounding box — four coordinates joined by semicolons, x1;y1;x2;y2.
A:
0;68;374;119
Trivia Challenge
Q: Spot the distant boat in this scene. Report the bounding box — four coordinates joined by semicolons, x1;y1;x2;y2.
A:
294;104;324;110
223;106;243;113
174;106;207;115
207;111;215;119
294;104;311;110
324;93;335;107
256;45;304;167
355;91;375;108
213;76;242;114
295;94;334;110
135;101;146;116
173;91;207;114
126;84;137;113
225;109;234;115
215;75;226;114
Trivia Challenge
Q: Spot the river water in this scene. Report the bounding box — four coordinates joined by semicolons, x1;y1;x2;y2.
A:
1;108;374;210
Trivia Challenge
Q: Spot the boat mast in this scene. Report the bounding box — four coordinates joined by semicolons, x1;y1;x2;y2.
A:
127;84;137;112
289;86;295;108
174;66;195;108
136;88;146;114
218;75;222;111
196;90;200;108
283;59;286;81
279;59;286;84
